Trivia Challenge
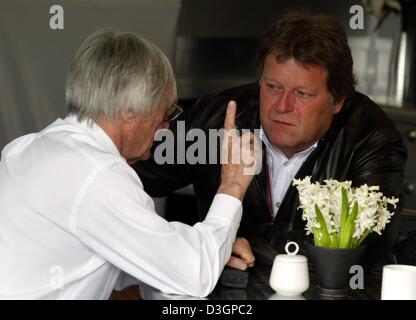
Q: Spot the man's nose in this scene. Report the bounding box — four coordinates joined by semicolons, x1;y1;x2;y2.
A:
273;91;294;113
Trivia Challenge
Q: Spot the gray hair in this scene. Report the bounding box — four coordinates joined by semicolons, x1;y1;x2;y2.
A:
66;29;177;120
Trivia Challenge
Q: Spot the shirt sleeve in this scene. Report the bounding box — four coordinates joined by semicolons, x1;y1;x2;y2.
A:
72;161;242;297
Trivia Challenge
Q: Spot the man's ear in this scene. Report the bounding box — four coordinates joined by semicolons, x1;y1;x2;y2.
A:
121;109;136;123
333;97;345;114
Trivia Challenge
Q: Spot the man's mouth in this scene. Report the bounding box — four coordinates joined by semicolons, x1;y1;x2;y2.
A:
272;119;294;127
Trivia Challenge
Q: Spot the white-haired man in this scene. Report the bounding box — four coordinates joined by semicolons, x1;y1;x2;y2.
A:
0;30;257;299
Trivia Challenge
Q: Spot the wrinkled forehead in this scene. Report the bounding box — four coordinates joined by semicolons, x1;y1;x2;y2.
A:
262;55;328;87
268;51;329;74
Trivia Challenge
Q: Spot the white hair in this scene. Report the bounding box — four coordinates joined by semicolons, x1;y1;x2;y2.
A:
66;29;177;120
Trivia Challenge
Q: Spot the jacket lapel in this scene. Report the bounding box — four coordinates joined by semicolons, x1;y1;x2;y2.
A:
252;144;273;220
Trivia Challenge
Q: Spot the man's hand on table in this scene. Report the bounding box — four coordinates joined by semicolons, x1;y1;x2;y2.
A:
226;237;255;271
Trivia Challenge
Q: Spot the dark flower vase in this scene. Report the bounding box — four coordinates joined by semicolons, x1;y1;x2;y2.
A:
305;241;366;297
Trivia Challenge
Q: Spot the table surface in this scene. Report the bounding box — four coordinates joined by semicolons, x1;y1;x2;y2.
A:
139;264;382;300
210;264;382;300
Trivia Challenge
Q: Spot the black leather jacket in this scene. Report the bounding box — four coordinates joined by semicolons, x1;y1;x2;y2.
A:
134;83;407;268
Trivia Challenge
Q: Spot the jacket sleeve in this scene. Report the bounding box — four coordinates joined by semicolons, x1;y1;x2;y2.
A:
132;155;192;198
349;128;408;267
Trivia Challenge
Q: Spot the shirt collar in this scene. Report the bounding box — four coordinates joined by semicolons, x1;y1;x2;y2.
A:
64;114;122;158
259;127;318;160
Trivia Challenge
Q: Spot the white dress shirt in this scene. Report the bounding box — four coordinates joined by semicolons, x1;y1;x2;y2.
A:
259;128;317;217
0;114;242;299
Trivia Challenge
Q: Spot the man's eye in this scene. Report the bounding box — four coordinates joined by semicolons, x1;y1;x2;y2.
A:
266;83;281;92
296;90;312;98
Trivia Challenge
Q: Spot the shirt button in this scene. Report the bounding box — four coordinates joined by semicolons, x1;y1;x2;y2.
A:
283;161;289;167
275;202;281;208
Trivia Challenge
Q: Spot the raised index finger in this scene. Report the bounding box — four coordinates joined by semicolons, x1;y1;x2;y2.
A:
224;100;237;131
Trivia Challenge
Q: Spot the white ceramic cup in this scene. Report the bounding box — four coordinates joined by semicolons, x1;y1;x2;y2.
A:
269;241;309;296
381;264;416;300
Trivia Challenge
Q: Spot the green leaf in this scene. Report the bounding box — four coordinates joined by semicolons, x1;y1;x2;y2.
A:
351;237;359;248
329;233;337;248
314;204;331;247
338;187;350;247
341;187;349;226
312;227;322;246
339;201;359;248
356;229;371;248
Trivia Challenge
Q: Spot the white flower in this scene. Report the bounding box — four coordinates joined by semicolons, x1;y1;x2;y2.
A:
293;176;398;248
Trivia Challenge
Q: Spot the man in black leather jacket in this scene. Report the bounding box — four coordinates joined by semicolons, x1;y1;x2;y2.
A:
133;12;407;269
